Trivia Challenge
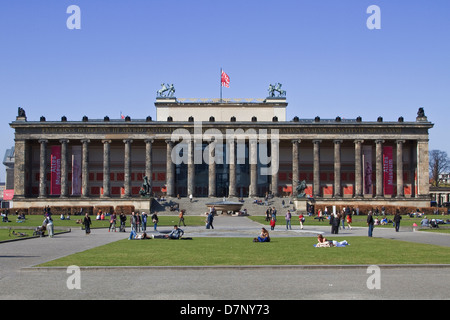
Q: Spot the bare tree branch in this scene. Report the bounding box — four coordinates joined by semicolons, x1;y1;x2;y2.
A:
429;150;450;187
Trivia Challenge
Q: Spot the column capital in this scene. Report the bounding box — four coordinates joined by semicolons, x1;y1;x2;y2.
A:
59;139;70;144
312;139;322;144
102;139;112;144
353;139;364;144
333;139;343;144
375;139;385;144
38;139;48;144
81;139;90;144
396;139;406;144
123;139;133;144
291;139;301;144
145;138;154;144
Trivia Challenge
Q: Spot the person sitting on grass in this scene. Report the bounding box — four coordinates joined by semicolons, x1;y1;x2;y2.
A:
253;227;270;242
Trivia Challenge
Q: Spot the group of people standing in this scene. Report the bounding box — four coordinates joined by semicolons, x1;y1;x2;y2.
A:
329;207;353;235
81;210;161;235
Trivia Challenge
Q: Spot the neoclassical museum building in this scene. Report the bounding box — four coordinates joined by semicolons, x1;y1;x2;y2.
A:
10;95;433;211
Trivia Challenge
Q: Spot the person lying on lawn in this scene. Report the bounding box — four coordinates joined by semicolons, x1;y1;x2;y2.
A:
153;225;184;239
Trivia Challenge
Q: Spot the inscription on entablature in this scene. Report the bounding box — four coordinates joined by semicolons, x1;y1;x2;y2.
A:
16;125;426;136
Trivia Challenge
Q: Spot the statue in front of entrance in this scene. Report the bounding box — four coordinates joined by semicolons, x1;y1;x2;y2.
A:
139;176;151;197
296;180;307;198
268;83;286;97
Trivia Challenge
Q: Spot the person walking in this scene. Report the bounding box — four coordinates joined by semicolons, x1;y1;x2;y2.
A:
271;207;277;222
151;212;159;231
270;216;276;230
346;212;353;230
393;212;402;232
285;210;292;230
46;215;54;238
367;211;375;237
119;212;127;232
206;211;214;229
109;212;117;232
298;212;305;230
141;212;148;232
330;213;340;234
130;212;137;233
83;212;92;235
136;212;141;232
178;209;186;227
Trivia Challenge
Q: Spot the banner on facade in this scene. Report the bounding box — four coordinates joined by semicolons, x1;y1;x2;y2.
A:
72;146;82;196
362;145;373;195
383;146;394;195
50;146;61;195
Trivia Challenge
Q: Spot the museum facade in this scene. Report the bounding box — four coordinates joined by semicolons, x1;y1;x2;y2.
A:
10;97;433;211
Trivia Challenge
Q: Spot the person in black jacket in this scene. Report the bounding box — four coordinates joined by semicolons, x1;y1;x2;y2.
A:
367;211;374;237
393;212;402;232
330;213;340;234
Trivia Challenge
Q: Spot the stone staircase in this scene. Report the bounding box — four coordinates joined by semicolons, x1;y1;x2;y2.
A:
150;196;296;216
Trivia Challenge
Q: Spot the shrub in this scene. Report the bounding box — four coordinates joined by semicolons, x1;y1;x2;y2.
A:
115;205;135;215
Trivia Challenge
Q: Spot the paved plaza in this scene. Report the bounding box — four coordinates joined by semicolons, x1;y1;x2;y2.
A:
1;215;449;300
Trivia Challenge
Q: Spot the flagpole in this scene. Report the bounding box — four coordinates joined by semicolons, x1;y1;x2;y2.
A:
220;67;222;103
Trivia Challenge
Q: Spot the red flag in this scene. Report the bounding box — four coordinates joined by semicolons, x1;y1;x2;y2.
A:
120;111;125;119
221;70;230;88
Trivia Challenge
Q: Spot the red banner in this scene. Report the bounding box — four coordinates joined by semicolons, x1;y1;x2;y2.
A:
383;146;394;195
3;189;14;201
51;146;61;195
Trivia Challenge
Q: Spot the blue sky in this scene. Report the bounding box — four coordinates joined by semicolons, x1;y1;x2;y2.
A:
1;0;449;181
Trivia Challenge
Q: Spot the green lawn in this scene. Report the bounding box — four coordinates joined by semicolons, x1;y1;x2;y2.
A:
37;236;450;267
248;214;450;230
0;214;207;230
0;228;34;241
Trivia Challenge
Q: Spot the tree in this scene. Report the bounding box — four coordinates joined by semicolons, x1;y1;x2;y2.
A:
429;150;450;186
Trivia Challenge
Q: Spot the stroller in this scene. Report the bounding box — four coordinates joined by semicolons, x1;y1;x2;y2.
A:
430;219;439;229
33;225;46;237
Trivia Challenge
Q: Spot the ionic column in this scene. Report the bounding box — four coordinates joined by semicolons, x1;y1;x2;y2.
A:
375;140;384;198
249;139;258;197
396;140;405;197
228;140;237;197
102;140;111;198
313;140;321;198
60;139;69;198
145;139;154;194
334;140;343;197
208;141;216;197
292;140;300;197
187;140;195;197
123;139;133;197
271;138;279;197
81;139;90;197
38;139;48;198
417;139;430;197
354;140;364;197
165;140;175;197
